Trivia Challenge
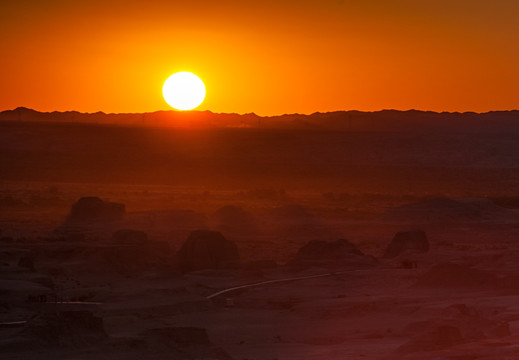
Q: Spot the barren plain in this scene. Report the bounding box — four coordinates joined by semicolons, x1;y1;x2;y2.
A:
2;115;519;359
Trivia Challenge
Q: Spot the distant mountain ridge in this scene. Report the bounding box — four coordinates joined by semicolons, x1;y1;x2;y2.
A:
2;107;519;133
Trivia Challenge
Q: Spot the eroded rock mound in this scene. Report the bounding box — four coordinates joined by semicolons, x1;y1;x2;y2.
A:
383;230;429;258
56;197;125;235
67;197;125;223
177;230;240;272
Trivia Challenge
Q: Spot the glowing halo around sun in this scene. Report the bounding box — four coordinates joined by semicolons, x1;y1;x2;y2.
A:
163;72;206;111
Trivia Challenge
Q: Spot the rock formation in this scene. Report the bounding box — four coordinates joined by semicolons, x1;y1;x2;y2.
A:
383;230;429;258
66;197;125;223
55;196;125;235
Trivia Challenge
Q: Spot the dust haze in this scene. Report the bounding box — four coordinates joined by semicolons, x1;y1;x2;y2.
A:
2;110;519;359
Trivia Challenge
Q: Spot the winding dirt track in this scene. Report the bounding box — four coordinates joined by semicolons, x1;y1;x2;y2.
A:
206;269;367;300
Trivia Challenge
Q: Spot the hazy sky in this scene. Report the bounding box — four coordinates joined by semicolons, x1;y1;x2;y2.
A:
1;0;518;115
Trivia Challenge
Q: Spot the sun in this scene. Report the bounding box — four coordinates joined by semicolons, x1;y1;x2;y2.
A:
163;72;206;111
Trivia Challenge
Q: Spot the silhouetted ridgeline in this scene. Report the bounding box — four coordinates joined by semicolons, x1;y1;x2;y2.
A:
3;107;519;132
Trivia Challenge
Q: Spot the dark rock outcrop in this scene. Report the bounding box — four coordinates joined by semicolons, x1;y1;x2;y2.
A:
55;197;125;235
383;230;429;258
177;230;239;272
66;197;125;223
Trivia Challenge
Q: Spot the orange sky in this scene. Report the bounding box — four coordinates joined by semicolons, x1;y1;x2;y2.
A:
1;0;518;116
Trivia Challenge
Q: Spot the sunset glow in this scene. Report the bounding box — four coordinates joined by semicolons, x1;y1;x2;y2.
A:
3;2;519;360
1;1;518;115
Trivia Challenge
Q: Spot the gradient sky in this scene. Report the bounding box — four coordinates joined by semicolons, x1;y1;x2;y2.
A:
1;0;518;115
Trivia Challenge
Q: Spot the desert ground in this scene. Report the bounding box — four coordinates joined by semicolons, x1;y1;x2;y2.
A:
2;119;519;359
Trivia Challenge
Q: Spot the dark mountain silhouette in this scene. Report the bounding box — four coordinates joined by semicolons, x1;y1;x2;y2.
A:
2;107;519;133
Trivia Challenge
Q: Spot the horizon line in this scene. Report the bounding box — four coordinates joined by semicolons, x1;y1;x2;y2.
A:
4;106;519;118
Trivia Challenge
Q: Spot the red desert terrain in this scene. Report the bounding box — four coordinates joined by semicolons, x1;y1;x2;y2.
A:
2;110;519;359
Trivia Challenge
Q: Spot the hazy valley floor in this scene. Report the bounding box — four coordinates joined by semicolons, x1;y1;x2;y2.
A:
3;121;519;359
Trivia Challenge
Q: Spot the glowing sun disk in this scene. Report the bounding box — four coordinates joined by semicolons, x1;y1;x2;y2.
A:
163;72;206;111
